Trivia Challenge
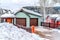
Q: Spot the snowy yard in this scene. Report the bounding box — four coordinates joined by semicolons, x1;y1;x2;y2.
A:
0;22;60;40
0;22;49;40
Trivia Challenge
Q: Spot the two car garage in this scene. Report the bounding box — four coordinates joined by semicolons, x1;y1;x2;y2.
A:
16;18;38;27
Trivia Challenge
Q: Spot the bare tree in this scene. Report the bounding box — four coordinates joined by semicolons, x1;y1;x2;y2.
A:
39;0;47;22
39;0;60;22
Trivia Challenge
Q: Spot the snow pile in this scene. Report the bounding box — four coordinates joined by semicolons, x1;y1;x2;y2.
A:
0;23;45;40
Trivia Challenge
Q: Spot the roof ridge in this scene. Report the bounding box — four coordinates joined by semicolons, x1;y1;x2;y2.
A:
22;8;42;16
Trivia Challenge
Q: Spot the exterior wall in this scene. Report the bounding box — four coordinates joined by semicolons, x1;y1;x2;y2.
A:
16;12;42;27
16;12;28;18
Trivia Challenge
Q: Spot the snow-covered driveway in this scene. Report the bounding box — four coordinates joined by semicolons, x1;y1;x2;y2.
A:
35;26;60;40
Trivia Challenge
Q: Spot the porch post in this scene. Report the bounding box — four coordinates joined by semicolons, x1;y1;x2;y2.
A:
26;18;30;28
38;18;40;26
0;18;1;23
14;18;16;24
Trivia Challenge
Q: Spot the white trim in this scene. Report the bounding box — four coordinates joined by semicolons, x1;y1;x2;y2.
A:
14;18;16;24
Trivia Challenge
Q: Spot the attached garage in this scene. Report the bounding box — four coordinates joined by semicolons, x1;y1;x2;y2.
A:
16;18;26;26
30;18;38;26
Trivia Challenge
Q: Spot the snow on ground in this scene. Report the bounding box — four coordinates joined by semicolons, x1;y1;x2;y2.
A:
50;29;60;40
35;26;60;40
0;22;47;40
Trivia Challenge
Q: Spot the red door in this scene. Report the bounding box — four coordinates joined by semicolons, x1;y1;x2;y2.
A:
30;18;38;26
16;18;26;26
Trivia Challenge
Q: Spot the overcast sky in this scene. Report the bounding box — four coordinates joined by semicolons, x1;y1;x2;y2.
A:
0;0;39;12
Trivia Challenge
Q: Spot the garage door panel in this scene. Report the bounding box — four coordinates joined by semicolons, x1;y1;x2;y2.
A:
16;18;26;26
30;18;38;26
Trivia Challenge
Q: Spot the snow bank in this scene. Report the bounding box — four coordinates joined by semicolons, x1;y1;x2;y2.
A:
0;22;46;40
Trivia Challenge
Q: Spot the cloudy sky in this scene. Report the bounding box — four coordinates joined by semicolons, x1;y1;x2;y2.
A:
0;0;39;12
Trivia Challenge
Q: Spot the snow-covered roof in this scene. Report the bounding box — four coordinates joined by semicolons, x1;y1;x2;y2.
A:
1;13;15;18
49;14;59;18
23;6;41;13
22;8;42;16
15;7;42;16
